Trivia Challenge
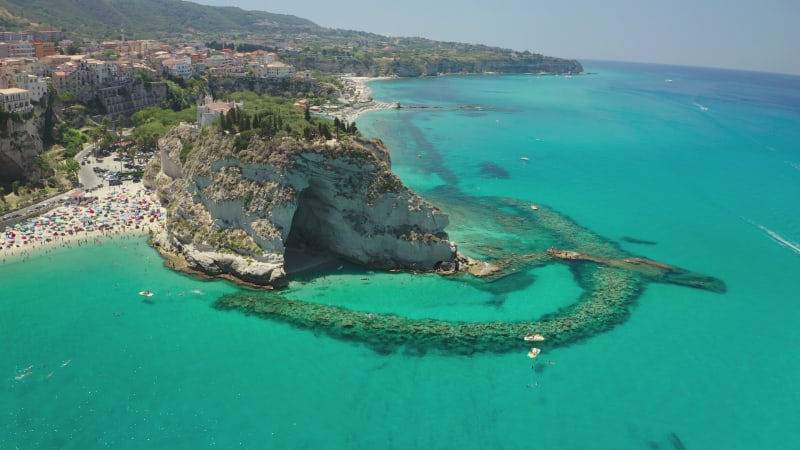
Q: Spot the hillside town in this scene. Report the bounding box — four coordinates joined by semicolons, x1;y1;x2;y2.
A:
0;29;309;118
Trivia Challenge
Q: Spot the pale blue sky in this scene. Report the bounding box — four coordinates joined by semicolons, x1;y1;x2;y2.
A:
196;0;800;75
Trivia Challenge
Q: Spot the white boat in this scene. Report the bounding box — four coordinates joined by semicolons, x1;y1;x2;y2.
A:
520;157;529;161
530;204;539;211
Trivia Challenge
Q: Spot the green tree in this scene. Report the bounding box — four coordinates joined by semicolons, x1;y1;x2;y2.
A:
34;154;50;174
62;158;81;184
133;119;167;150
163;80;199;112
11;180;21;195
42;86;56;146
59;90;78;104
88;125;106;156
318;122;332;140
59;128;87;157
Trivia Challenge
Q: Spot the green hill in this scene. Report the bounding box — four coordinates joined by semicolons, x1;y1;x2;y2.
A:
0;0;319;38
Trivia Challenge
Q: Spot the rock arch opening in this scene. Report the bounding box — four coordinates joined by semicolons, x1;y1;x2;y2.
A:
283;186;346;276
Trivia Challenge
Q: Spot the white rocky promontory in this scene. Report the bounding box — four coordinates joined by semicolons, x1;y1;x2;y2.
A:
150;126;459;287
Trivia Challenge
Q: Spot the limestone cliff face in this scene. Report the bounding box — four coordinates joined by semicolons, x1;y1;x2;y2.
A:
0;116;43;189
152;126;456;287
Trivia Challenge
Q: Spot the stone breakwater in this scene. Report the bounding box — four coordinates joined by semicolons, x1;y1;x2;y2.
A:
214;194;726;355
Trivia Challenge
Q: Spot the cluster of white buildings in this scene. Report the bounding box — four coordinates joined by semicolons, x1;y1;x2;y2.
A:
0;57;50;114
0;35;309;118
156;47;305;80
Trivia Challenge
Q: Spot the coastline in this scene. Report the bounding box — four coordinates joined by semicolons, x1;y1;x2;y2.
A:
1;185;166;264
332;76;396;122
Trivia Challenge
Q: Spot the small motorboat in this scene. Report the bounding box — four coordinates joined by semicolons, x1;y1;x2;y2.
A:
520;157;529;161
527;347;541;359
139;291;154;297
530;204;539;211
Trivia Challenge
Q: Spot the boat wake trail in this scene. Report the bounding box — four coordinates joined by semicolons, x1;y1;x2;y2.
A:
748;220;800;255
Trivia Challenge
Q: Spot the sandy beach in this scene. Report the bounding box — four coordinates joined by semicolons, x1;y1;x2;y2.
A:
333;76;396;122
1;185;165;263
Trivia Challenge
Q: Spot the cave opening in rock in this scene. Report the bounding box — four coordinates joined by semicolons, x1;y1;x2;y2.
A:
283;187;346;276
0;154;24;191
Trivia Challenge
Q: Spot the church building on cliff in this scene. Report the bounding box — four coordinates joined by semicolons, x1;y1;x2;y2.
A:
197;94;242;128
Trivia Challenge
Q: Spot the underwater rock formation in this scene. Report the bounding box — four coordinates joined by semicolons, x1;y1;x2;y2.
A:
214;195;727;355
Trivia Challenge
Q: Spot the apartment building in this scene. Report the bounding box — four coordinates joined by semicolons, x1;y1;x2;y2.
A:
251;61;295;78
0;58;50;102
206;54;233;67
32;40;57;58
0;41;35;59
0;87;33;114
1;57;49;77
161;57;193;79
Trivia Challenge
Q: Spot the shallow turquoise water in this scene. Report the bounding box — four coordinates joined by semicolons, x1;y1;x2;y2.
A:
2;62;800;449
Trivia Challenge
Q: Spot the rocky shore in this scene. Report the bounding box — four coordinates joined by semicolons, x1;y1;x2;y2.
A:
151;126;481;288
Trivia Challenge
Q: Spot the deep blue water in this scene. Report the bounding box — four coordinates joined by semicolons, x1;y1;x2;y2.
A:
2;61;799;449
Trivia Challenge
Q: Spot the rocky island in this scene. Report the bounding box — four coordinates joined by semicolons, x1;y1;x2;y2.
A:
150;126;474;288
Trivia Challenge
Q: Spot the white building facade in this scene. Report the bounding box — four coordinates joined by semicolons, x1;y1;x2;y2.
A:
0;87;33;114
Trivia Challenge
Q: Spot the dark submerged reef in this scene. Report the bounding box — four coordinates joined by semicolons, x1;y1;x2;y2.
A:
621;236;658;245
478;162;511;179
214;189;725;356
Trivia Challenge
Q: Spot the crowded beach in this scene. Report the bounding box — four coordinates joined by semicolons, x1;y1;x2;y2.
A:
1;185;165;262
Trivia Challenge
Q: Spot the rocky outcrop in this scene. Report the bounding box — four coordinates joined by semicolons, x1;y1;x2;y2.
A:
0;113;43;189
151;126;458;288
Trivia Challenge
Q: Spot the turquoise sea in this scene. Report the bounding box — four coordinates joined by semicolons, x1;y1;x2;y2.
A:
3;61;800;449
